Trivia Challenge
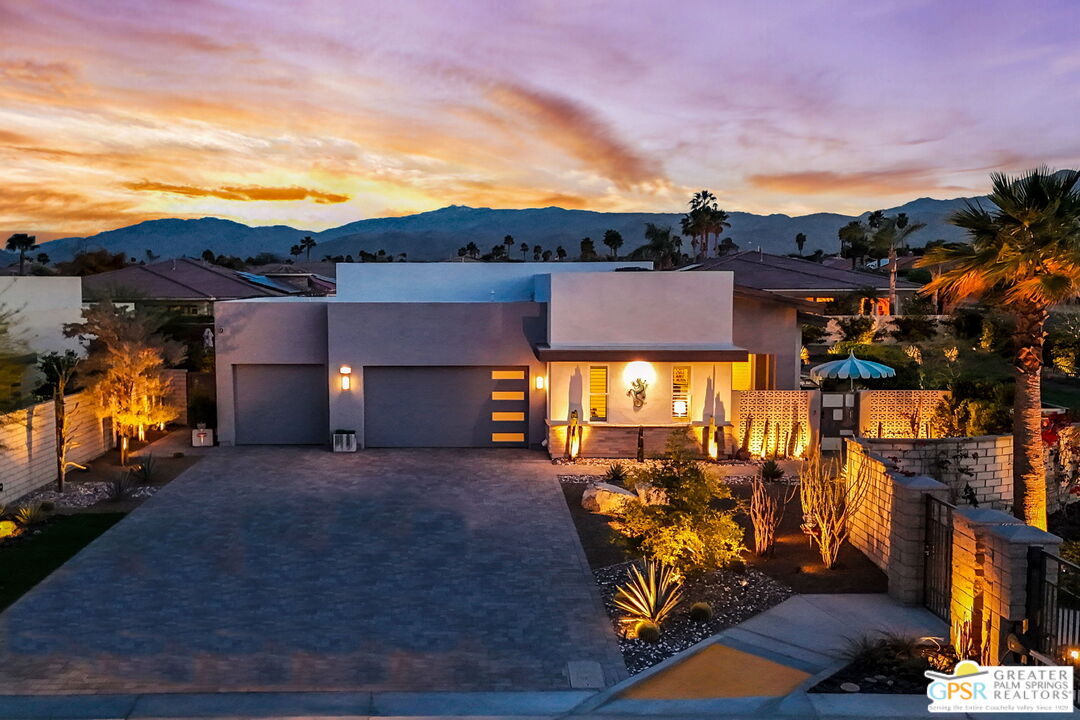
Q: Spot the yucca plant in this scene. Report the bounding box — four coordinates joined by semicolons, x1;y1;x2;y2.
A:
15;503;48;526
614;560;684;636
604;461;629;486
107;471;137;501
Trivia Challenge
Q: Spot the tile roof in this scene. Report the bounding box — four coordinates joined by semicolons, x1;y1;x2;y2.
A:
686;251;921;292
80;258;298;301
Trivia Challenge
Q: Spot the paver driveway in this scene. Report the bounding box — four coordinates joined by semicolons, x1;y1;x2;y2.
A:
0;448;626;694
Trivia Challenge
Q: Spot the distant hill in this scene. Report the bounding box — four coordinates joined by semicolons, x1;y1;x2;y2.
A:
38;195;984;263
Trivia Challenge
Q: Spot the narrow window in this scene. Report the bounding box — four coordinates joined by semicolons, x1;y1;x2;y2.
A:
588;366;608;422
672;366;691;420
731;359;752;391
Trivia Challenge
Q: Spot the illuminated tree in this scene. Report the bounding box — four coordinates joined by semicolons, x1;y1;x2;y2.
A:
38;351;84;491
66;302;185;465
920;168;1080;530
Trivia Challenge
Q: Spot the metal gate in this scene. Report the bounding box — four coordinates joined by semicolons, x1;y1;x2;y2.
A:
1026;548;1080;664
923;495;955;622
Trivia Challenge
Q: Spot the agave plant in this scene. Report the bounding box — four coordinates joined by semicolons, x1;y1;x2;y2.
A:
15;503;49;527
107;471;137;501
614;560;684;631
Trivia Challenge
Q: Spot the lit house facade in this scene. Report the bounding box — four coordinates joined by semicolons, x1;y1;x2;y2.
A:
214;263;805;457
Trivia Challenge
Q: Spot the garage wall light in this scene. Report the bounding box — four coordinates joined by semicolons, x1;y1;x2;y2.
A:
535;375;545;390
339;365;352;390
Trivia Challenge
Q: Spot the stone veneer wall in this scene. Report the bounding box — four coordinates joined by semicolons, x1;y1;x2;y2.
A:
858;389;950;438
0;392;112;506
846;439;950;604
547;424;710;459
859;435;1012;509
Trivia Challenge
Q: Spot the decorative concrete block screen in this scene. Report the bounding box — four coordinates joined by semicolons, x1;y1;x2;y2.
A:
846;439;950;604
732;390;819;458
858;389;949;438
860;435;1011;508
0;392;111;506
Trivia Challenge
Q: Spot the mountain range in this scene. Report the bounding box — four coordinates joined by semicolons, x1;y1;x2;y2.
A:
28;194;983;263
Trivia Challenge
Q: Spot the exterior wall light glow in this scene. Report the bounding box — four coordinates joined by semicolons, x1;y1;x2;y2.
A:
623;361;654;409
535;375;545;390
339;365;352;390
672;399;688;417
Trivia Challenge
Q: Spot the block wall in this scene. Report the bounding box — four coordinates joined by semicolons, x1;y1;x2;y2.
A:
858;389;949;439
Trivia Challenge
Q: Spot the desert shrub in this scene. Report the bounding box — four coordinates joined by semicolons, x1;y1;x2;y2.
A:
130;453;156;484
836;316;876;343
750;463;797;556
15;503;48;526
604;461;629;486
689;601;713;623
635;621;661;643
614;560;683;629
890;315;938;343
759;459;784;481
1048;313;1080;376
800;454;870;569
931;381;1013;437
824;293;859;315
800;323;827;345
613;432;746;574
107;472;137;501
842;632;935;675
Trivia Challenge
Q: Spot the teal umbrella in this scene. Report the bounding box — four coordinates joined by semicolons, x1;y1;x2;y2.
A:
811;352;896;387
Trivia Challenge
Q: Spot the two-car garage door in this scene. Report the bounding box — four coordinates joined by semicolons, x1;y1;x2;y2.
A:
364;366;528;447
233;364;528;447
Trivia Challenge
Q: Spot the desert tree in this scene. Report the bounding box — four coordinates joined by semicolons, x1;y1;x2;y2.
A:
579;237;598;261
66;302;185;465
799;452;871;569
38;350;85;491
919;168;1080;529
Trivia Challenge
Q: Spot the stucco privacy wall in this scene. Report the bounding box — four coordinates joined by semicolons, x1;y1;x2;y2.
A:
732;293;801;390
326;302;547;445
335;262;650;302
859;435;1012;508
0;276;83;355
214;299;329;445
0;391;111;506
858;389;950;438
546;271;735;348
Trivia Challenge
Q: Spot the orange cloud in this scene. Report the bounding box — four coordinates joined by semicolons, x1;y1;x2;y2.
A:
746;168;966;196
0;59;81;97
126;181;350;204
485;81;664;189
0;185;160;233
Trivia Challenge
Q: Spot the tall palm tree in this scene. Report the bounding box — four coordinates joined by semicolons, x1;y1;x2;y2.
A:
603;229;623;259
533;244;543;261
519;241;529;260
871;216;926;313
628;223;681;270
919;168;1080;530
6;233;37;275
795;232;807;256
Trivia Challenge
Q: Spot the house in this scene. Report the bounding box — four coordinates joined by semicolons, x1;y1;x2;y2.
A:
80;258;304;318
213;263;807;457
686;250;922;315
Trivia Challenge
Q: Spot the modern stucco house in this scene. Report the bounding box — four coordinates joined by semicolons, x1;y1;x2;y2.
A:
213;263;807;456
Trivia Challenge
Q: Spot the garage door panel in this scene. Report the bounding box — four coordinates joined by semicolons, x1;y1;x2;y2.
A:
365;366;527;447
234;364;327;445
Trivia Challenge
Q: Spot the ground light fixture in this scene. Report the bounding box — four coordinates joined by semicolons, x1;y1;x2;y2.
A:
339;365;352;390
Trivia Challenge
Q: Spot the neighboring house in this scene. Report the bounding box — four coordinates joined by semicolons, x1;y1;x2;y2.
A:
214;263;807;456
252;262;337;295
686;250;921;315
80;258;302;317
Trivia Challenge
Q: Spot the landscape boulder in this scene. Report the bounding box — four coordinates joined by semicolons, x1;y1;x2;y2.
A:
581;482;637;515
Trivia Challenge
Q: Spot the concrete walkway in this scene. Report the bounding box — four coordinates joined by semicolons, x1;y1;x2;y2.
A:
0;447;625;695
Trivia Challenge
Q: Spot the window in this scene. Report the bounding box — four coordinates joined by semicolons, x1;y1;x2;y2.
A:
588;366;608;422
731;355;776;391
731;359;752;391
672;366;691;420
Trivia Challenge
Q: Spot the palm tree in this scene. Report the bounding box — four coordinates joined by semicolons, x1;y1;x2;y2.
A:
542;249;553;261
871;216;925;314
838;221;869;268
705;207;731;257
795;232;807;256
555;245;567;261
6;233;37;275
503;235;515;255
533;244;543;261
919;168;1080;530
465;241;480;259
299;235;317;261
603;229;623;259
628;223;681;270
519;242;529;260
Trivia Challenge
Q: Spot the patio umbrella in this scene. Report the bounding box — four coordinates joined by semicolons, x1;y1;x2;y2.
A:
810;352;896;388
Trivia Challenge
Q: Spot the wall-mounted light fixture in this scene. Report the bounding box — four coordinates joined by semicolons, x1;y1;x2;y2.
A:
339;365;352;390
535;375;546;390
623;361;654;409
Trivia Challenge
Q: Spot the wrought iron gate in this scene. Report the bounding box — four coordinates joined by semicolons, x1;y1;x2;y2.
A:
1026;548;1080;664
923;495;954;622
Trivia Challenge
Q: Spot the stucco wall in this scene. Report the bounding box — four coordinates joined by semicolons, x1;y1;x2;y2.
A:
214;299;329;445
548;361;732;428
731;294;800;390
327;301;547;446
0;391;112;506
335;262;650;302
547;272;735;348
0;276;83;354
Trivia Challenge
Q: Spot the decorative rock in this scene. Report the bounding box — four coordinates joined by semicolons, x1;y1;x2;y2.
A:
840;682;861;693
581;482;637;514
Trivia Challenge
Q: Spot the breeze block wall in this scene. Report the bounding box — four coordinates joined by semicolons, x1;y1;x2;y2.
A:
858;389;950;439
0;392;112;506
846;438;950;604
732;390;820;458
859;435;1013;509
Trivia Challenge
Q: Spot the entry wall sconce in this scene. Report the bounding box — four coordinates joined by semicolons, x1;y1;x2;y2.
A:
535;375;546;390
339;365;352;390
623;361;654;410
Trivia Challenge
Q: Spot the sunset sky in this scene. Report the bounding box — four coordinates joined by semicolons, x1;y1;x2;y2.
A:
2;0;1079;238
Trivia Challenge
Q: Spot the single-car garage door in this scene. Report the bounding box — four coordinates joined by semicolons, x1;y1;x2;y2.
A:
364;366;528;447
234;364;328;444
